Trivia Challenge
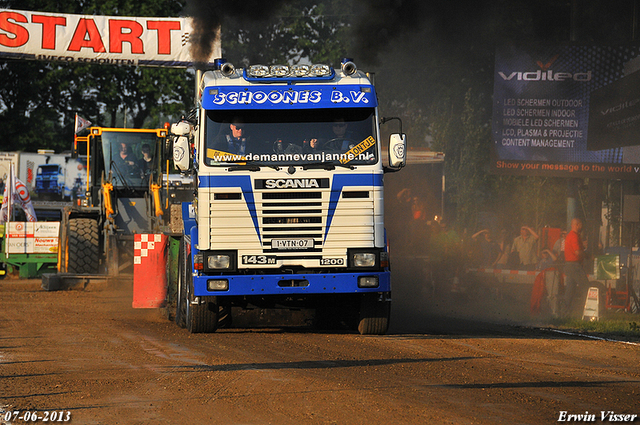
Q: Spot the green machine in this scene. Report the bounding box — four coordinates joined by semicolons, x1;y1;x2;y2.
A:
0;223;58;278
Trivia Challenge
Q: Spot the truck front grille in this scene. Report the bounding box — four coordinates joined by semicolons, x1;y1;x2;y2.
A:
261;191;323;252
207;186;375;258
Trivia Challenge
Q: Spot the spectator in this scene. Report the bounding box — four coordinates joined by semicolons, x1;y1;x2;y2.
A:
553;230;567;263
472;229;499;267
511;225;539;269
536;249;557;270
493;229;512;269
561;218;590;317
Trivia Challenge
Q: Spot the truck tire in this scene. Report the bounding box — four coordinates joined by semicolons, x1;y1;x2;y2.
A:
185;280;219;333
174;237;188;328
217;303;233;329
178;238;218;333
66;218;100;274
357;293;390;335
175;237;231;332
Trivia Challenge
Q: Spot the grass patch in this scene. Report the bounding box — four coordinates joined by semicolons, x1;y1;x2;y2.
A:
555;311;640;341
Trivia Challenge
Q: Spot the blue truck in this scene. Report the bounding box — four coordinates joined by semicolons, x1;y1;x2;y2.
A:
35;164;65;199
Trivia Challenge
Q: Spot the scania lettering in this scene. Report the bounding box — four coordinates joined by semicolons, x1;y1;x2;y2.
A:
263;179;322;189
170;58;406;335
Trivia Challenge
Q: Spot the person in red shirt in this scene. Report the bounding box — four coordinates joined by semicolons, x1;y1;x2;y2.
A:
561;218;590;317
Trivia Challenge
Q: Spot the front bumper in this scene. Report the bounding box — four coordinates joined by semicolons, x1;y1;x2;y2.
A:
193;270;390;297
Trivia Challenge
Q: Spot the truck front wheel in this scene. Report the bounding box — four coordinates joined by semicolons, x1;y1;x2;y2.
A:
177;237;219;333
357;293;390;335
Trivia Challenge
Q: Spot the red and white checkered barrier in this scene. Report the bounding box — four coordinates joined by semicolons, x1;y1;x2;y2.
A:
133;234;168;308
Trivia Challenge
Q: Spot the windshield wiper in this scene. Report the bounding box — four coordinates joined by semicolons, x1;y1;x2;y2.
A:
302;162;335;170
226;161;281;171
227;164;261;172
302;162;355;170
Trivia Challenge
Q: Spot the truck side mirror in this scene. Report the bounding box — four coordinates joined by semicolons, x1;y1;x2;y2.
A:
173;136;191;172
388;133;406;169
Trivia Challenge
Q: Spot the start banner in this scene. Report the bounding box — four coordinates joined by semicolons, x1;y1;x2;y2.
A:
0;8;220;67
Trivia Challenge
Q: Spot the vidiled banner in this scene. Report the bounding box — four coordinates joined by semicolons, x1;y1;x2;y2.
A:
492;45;640;179
0;8;220;67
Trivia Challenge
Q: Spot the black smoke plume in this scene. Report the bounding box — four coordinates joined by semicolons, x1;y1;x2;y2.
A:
351;0;427;65
185;0;289;64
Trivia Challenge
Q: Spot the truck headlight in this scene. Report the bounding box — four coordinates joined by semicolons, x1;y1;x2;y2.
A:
208;254;231;269
352;252;376;268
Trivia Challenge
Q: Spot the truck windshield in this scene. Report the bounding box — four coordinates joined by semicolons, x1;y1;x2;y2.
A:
204;108;378;167
101;131;158;188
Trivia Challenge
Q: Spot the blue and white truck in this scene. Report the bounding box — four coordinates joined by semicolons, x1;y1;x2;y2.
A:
170;58;406;335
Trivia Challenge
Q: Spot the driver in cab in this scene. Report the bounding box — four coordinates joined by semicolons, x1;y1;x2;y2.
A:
303;119;355;152
213;120;249;155
115;142;139;174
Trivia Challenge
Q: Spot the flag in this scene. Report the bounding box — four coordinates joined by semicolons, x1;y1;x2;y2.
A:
0;163;37;224
74;113;92;134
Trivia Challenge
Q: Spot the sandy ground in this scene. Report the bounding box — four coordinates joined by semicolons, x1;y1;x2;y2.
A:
0;274;638;424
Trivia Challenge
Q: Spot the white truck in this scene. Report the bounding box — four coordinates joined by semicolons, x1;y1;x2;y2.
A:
170;58;406;334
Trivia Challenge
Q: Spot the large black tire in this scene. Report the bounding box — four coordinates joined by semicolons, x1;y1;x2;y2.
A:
174;237;188;328
175;237;230;332
185;279;219;333
177;237;219;333
217;303;233;329
357;293;390;335
66;218;100;274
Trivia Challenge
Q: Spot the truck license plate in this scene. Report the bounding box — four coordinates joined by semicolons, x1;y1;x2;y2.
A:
272;238;314;250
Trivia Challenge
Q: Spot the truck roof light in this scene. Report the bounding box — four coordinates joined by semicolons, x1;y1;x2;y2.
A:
248;65;269;77
245;63;334;80
309;64;331;76
270;65;289;77
290;64;309;76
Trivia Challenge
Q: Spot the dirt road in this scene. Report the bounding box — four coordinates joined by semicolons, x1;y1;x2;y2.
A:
1;278;639;425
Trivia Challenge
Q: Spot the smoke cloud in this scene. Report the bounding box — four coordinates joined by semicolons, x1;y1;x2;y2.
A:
351;0;428;65
185;0;437;66
185;0;289;64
